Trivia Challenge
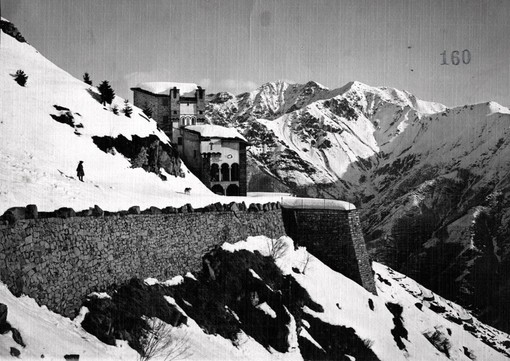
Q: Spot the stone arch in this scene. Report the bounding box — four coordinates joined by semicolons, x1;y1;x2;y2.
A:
226;184;239;196
211;184;224;195
210;163;219;182
231;163;239;181
221;163;230;181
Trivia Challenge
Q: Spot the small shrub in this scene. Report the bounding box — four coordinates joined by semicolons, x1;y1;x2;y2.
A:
267;237;287;260
138;318;190;361
83;72;92;85
14;69;27;86
112;104;119;115
131;147;148;169
123;99;133;117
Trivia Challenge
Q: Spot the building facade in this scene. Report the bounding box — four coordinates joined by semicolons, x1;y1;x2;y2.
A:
131;82;206;149
182;125;247;196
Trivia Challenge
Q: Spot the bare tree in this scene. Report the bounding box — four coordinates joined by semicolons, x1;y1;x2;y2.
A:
138;318;191;361
301;252;312;274
267;237;288;260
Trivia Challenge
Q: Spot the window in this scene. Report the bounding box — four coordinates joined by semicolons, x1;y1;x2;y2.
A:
231;163;239;181
192;118;196;125
199;110;203;115
210;164;220;182
221;163;230;181
173;110;177;115
178;137;182;145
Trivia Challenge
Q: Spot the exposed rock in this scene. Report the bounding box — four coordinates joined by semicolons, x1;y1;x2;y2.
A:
64;354;80;360
11;328;25;347
0;19;26;43
0;303;7;325
10;347;20;357
92;134;183;178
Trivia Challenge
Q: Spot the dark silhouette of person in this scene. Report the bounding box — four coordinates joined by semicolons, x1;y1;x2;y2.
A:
76;161;85;182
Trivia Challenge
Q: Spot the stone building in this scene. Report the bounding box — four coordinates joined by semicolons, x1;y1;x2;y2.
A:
130;82;206;149
182;125;248;196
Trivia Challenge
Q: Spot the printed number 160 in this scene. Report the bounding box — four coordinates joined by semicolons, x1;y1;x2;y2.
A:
441;50;471;65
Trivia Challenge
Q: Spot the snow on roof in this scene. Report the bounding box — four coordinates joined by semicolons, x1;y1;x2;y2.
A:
281;197;356;210
185;124;247;142
133;82;199;97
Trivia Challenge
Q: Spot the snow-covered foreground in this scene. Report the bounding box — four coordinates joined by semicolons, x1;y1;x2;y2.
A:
224;236;510;361
2;235;508;361
0;19;281;214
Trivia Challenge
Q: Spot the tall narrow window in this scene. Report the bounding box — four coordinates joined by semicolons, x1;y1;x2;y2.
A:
231;163;239;181
210;163;220;182
221;163;230;181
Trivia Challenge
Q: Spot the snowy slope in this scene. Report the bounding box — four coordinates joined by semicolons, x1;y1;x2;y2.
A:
2;236;508;360
0;19;282;214
224;236;510;361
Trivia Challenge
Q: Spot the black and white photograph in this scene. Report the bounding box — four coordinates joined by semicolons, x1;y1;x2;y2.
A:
1;0;510;360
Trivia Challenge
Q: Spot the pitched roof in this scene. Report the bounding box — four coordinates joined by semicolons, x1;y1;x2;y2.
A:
132;82;199;97
185;125;247;142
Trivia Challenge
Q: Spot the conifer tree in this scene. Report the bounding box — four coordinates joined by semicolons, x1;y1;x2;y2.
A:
14;69;28;87
97;80;115;105
83;72;92;85
123;99;133;117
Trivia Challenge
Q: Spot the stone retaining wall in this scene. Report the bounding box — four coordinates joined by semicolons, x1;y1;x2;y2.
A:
281;207;377;295
0;203;285;316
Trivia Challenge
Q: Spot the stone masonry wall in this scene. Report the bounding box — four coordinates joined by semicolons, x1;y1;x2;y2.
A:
0;204;285;317
282;208;377;294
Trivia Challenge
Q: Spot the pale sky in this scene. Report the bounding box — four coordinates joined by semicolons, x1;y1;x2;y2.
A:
3;0;510;107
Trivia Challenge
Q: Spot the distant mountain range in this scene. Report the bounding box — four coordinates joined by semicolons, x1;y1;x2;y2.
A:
206;80;510;333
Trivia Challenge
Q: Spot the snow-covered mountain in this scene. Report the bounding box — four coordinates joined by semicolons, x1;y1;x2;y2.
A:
207;80;510;334
2;236;509;360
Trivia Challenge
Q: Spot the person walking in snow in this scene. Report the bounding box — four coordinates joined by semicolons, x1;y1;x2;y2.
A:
76;161;85;182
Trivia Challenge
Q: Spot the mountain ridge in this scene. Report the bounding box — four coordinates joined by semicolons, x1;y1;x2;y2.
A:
206;79;510;334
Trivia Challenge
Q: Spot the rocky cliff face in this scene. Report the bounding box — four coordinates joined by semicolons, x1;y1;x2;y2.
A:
206;80;510;333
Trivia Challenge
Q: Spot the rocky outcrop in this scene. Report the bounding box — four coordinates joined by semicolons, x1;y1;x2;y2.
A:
0;19;26;43
92;134;183;178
